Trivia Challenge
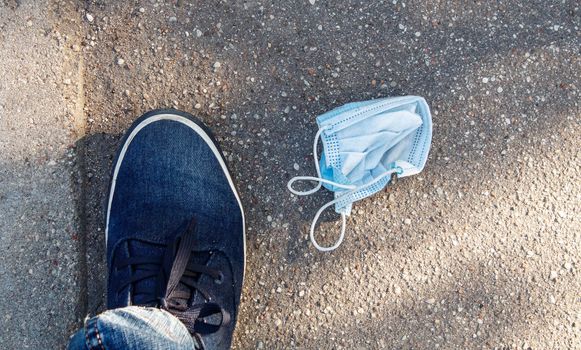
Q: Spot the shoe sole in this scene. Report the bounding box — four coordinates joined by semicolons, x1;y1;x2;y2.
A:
105;109;246;280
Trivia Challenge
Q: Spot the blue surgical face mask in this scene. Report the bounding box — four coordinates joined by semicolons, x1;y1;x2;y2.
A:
288;96;433;252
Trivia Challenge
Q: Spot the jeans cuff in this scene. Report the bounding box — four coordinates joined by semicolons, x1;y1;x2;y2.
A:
84;315;107;350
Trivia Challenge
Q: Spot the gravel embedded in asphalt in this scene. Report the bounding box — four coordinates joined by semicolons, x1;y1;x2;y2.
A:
0;0;579;349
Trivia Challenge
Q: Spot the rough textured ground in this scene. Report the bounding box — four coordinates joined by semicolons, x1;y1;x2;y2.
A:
0;0;579;349
0;1;84;348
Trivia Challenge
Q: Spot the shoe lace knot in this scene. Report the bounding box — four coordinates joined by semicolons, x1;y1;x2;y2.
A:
116;218;230;346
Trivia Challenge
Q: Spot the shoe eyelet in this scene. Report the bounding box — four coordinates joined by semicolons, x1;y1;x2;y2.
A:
214;272;224;285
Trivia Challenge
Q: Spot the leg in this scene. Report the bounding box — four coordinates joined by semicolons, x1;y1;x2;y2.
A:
67;306;195;350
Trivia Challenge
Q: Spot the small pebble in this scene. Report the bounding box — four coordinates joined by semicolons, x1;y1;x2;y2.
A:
549;270;558;281
117;58;125;66
308;0;316;4
194;103;202;109
195;29;203;37
404;218;411;225
139;7;145;13
213;61;221;69
86;13;94;22
293;163;300;171
497;87;503;93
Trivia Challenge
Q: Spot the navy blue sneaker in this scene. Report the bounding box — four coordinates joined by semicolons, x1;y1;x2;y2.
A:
106;109;245;349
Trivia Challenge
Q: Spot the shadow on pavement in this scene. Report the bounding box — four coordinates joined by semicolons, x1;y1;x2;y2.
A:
71;0;579;348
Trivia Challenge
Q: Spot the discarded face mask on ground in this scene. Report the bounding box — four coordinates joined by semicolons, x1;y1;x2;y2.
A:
288;96;433;252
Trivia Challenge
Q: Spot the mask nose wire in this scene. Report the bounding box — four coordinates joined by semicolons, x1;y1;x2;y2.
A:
287;126;403;252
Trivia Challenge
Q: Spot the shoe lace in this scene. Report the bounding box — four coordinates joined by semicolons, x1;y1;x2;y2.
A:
115;218;230;343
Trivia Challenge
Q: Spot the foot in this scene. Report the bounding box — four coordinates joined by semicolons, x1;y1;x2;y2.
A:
106;109;245;349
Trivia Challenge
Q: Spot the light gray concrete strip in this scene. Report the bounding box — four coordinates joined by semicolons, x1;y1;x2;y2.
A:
0;1;84;348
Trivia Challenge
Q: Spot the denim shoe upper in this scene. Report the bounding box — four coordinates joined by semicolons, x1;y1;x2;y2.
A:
106;110;245;349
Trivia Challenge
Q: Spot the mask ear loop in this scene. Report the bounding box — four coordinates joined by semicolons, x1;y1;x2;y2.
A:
287;127;356;196
287;127;355;252
309;197;348;252
306;166;403;252
287;126;404;252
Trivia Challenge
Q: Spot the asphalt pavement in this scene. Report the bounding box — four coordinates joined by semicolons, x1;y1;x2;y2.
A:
0;0;579;348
